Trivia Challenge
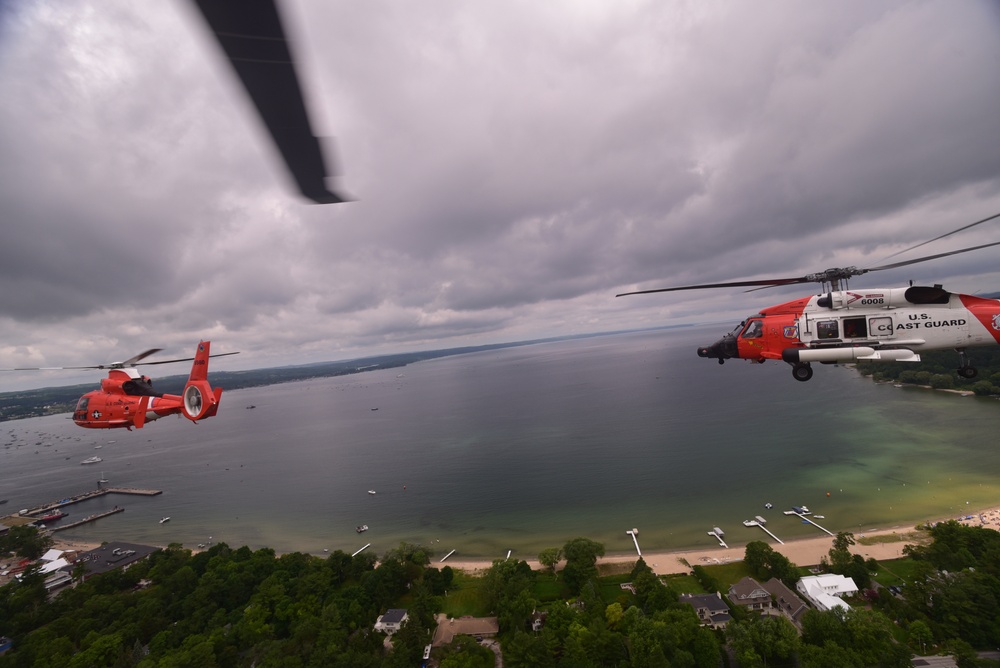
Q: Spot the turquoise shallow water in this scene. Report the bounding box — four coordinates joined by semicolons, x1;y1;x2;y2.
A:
3;326;999;560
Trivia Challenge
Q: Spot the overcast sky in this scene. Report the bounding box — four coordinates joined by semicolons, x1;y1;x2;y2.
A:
2;0;1000;391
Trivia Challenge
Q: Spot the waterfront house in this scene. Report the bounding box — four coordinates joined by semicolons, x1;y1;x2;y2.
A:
680;592;732;629
762;578;808;624
728;576;772;612
796;574;858;612
374;609;409;636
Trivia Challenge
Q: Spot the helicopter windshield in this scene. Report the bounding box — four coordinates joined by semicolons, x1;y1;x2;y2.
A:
739;319;764;339
75;396;89;412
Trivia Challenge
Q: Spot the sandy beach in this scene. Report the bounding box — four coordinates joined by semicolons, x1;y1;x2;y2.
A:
49;507;1000;577
430;506;1000;576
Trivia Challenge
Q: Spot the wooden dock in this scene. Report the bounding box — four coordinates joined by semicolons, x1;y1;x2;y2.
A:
50;507;125;531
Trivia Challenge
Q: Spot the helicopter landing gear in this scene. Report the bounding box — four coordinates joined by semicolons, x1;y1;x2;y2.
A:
791;363;813;382
956;348;978;379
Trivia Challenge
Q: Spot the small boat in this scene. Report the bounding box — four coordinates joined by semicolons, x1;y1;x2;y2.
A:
40;510;67;522
370;407;379;411
81;456;103;465
159;517;170;524
356;525;369;533
98;472;109;484
94;445;102;449
743;519;757;527
246;405;256;409
0;499;8;505
368;490;376;495
764;502;773;509
814;515;825;519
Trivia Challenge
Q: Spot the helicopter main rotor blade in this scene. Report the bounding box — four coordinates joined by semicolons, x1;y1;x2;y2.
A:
188;0;347;204
866;239;1000;273
137;351;240;366
882;211;1000;260
12;351;239;371
616;277;808;297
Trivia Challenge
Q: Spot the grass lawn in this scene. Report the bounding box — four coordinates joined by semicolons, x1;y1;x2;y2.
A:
442;571;493;617
871;558;922;586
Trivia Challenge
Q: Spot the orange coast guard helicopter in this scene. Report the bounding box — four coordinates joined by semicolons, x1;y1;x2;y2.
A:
617;214;1000;382
18;341;237;430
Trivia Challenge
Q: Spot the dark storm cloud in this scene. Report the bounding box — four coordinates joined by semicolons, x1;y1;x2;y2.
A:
2;0;1000;389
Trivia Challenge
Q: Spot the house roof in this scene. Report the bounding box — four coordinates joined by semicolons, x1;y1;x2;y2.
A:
379;609;408;625
728;576;770;603
680;592;731;614
762;578;808;620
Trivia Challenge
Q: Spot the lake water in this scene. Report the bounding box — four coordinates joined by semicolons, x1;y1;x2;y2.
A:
3;326;999;560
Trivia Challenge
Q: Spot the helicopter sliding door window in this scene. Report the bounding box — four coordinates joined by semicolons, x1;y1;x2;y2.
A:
816;320;839;340
869;317;893;338
842;317;867;338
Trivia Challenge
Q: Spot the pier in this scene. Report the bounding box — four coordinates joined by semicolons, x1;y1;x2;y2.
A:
707;528;728;548
784;508;834;536
742;519;784;544
440;549;456;563
352;543;370;557
50;507;125;532
19;487;162;518
626;528;642;557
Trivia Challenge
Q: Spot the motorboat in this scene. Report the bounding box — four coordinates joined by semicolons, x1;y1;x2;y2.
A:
356;525;369;533
81;456;102;465
159;517;170;524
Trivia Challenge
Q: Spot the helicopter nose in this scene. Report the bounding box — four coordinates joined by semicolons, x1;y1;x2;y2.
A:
697;335;736;364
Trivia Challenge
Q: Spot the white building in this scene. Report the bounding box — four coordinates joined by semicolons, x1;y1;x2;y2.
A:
796;574;858;612
374;609;409;636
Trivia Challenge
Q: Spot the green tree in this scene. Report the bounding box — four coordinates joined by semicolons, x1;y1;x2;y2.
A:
538;547;562;572
561;538;605;595
908;619;933;654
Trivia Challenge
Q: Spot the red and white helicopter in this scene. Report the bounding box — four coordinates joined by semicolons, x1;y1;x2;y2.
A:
18;341;237;429
618;214;1000;382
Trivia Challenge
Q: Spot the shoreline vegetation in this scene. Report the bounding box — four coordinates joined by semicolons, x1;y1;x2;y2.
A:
51;504;1000;575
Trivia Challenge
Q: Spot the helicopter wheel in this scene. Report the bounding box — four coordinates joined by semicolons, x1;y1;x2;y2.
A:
791;363;813;382
957;366;978;379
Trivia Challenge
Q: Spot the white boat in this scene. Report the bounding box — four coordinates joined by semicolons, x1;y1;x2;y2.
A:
356;524;369;533
159;517;170;524
368;490;376;495
743;519;758;527
814;515;825;519
98;472;109;484
81;456;102;465
764;502;773;509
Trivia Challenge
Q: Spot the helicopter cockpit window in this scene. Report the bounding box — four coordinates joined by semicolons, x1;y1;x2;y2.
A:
75;397;89;412
816;320;839;339
740;319;764;339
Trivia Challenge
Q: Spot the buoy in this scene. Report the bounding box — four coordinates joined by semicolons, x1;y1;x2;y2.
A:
826;492;831;497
